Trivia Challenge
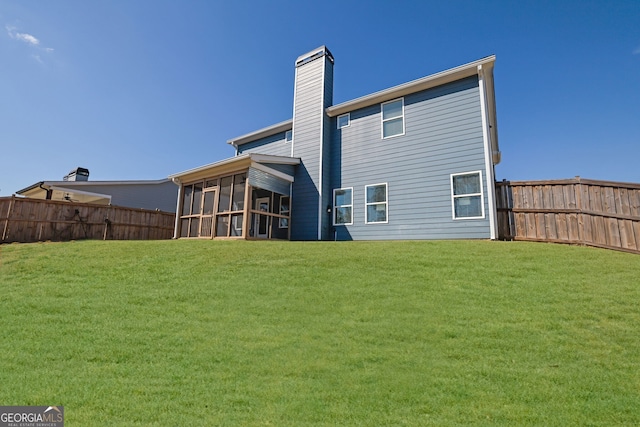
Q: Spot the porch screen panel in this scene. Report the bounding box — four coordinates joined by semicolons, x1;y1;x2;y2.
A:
247;167;291;196
232;173;246;211
218;176;232;213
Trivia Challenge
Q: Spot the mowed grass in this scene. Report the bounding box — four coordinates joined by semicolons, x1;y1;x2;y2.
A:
0;240;639;426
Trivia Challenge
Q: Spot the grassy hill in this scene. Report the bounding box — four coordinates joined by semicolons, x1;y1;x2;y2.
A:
1;240;639;426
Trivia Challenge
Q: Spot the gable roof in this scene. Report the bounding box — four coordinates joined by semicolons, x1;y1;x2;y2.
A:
227;119;292;148
326;55;495;116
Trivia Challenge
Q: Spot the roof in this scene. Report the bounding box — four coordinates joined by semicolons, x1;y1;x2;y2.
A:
227;120;292;147
168;153;300;184
325;55;496;117
16;178;171;195
226;55;498;155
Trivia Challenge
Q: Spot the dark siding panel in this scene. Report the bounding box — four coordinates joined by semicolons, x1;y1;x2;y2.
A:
238;132;291;157
262;163;296;176
248;168;291;195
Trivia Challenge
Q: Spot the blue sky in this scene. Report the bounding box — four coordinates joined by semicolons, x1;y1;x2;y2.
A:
1;0;639;196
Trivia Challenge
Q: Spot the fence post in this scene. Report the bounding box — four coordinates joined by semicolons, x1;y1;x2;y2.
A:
574;176;584;244
2;195;16;242
103;205;111;241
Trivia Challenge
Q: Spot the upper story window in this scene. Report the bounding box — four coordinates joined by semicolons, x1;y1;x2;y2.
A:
333;188;353;225
381;98;405;138
285;130;292;143
337;113;350;129
451;171;485;219
365;183;388;224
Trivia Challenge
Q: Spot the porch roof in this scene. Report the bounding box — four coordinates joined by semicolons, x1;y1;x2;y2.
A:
168;153;300;184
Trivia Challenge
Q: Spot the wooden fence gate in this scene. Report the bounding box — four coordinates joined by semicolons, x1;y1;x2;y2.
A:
1;196;175;243
495;178;640;254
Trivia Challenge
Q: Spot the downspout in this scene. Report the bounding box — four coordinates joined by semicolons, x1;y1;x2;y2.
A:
477;64;498;240
171;178;182;239
38;182;52;200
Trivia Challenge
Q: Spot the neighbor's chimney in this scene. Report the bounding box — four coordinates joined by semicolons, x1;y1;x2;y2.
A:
63;167;90;182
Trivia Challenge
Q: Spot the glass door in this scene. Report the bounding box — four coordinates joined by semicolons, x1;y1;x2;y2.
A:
200;189;216;238
254;197;270;238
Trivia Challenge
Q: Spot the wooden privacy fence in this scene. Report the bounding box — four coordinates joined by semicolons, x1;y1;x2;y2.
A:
496;178;640;254
1;196;175;243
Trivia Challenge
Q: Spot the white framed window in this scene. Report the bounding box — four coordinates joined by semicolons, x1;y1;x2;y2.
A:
285;130;292;143
337;113;350;129
279;196;290;229
365;183;388;224
333;188;353;225
451;171;485;219
381;98;404;138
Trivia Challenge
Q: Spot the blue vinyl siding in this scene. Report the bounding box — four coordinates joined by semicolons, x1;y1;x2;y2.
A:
237;132;291;157
330;76;491;240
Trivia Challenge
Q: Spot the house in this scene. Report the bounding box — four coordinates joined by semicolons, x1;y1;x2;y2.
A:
17;167;178;213
168;46;500;240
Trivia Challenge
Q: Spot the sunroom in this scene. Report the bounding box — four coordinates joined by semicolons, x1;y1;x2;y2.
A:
168;154;299;240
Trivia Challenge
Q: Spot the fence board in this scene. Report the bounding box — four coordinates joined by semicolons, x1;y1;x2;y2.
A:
496;178;640;255
0;196;174;243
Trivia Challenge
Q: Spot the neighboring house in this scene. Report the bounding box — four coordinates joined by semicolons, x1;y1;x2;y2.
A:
17;167;178;213
168;46;500;240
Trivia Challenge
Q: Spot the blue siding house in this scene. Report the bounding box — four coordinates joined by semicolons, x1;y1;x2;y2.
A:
168;46;500;241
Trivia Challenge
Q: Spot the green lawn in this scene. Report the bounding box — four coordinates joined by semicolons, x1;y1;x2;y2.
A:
1;240;639;426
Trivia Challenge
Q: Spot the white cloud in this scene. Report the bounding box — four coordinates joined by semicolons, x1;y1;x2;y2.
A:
6;24;54;63
634;46;640;55
7;24;43;46
15;32;40;45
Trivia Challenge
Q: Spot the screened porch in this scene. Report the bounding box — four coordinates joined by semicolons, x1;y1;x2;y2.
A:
169;154;299;240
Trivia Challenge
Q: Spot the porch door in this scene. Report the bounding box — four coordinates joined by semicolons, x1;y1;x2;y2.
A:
254;197;270;238
200;189;216;238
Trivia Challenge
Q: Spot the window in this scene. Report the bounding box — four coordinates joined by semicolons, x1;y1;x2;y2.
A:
381;98;404;138
279;196;290;228
337;113;350;129
365;183;388;224
451;171;485;219
285;130;292;143
333;188;353;225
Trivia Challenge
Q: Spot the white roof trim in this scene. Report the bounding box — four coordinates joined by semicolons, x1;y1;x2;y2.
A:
326;55;496;117
227;119;293;147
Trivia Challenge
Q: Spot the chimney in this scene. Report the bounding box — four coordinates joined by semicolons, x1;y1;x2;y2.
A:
291;46;334;240
63;167;90;182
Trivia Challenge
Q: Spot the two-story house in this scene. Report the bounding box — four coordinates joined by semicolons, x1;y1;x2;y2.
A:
168;46;500;241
